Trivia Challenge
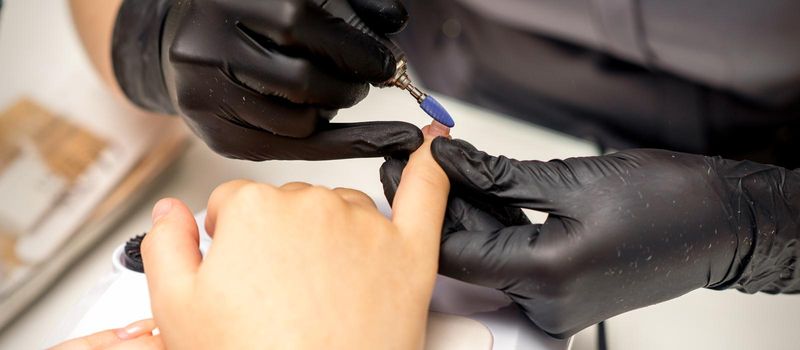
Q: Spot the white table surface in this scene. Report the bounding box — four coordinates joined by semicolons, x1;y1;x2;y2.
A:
3;1;800;349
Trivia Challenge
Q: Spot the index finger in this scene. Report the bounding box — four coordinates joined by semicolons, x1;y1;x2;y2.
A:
391;125;451;247
201;118;423;161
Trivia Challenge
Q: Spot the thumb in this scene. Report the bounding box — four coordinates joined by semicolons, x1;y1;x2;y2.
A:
141;198;201;308
431;138;575;213
438;225;542;290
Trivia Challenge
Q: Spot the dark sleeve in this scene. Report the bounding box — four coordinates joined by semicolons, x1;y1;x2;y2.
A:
111;0;175;114
714;163;800;294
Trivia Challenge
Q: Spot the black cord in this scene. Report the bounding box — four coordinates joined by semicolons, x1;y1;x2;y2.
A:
597;321;608;350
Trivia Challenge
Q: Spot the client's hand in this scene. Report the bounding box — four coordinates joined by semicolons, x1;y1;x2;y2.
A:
140;130;449;349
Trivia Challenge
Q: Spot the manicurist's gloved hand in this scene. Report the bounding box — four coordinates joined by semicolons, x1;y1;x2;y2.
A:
112;0;420;160
140;128;449;349
382;139;800;338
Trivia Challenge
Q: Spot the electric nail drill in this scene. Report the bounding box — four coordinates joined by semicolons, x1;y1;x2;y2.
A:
315;0;455;128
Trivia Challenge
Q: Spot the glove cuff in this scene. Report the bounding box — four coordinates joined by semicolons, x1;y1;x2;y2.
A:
711;163;800;293
111;0;176;114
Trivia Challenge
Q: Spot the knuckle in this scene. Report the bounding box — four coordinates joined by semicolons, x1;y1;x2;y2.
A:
229;182;275;208
210;179;253;203
219;179;255;192
285;59;312;91
237;182;272;197
258;0;308;36
167;36;194;64
281;181;313;190
513;275;579;336
527;255;578;300
481;156;514;192
334;187;372;201
524;303;575;338
305;186;343;206
272;0;307;32
403;163;446;190
293;186;350;228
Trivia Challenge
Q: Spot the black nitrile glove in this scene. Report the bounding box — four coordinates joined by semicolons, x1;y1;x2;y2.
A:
112;0;420;161
381;139;800;338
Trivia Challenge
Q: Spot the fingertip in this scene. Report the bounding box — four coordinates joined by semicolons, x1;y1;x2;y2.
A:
400;122;425;146
430;137;481;175
114;319;157;340
430;136;454;161
148;198;196;230
146;198;197;243
151;198;174;224
106;334;165;350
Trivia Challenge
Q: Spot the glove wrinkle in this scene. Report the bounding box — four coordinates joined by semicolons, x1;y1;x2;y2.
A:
717;162;800;293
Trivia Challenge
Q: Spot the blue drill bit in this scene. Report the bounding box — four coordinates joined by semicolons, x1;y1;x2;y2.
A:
420;95;455;128
390;73;455;128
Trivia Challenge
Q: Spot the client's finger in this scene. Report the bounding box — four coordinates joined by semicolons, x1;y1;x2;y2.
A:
205;180;255;236
47;330;121;350
107;334;165;350
48;319;158;350
391;127;451;250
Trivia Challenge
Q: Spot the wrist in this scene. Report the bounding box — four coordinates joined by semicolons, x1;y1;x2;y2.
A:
112;0;176;114
709;158;800;293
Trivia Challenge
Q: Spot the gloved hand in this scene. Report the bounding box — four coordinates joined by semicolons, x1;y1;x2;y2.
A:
112;0;421;160
381;138;800;338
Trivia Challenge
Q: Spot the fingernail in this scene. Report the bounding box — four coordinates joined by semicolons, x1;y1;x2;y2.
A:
151;198;173;223
425;121;451;138
115;320;153;340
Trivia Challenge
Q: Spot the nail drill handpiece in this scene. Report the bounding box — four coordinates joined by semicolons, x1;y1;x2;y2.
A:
317;0;455;127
